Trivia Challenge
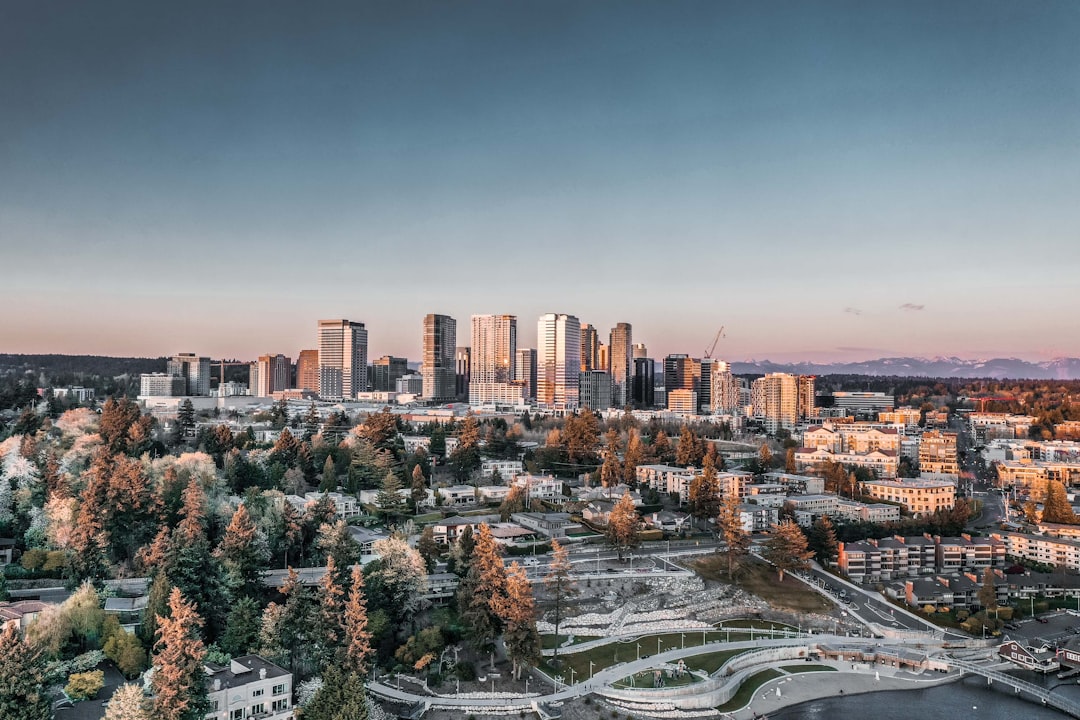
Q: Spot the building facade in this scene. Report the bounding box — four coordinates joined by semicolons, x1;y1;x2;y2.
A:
537;313;581;412
253;354;291;397
422;314;457;402
295;349;319;392
167;353;211;396
455;346;470;400
580;323;599;372
469;315;517;405
751;372;798;432
515;348;537;401
609;322;632;407
317;319;368;400
579;370;613;411
370;355;408;393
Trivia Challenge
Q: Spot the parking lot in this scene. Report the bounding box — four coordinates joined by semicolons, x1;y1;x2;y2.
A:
1004;610;1080;650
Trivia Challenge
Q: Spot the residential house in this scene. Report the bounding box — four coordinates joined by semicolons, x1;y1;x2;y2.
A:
204;655;294;720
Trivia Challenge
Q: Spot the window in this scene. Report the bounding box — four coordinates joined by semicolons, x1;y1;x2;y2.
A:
272;684;286;696
251;704;265;716
272;699;289;712
252;689;264;698
231;710;244;720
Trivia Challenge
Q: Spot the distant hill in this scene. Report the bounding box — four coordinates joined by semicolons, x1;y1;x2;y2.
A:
0;354;165;379
729;356;1080;380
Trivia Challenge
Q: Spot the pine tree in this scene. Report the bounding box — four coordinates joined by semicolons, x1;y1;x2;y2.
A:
219;596;261;657
675;425;703;467
978;567;999;613
807;515;839;566
623;429;645;481
651;430;673;464
1042;480;1079;524
152;588;209;720
543;539;578;669
216;504;268;600
410;464;428;508
0;623;50;720
342;564;373;675
758;442;773;471
494;562;541;679
688;451;721;528
164;480;224;636
316;520;360;577
303;665;368;720
785;447;797;474
763;520;814;581
140;571;172;647
375;470;404;518
449;414;482;482
715;493;750;579
314;556;346;669
174;399;196;444
450;524;475;577
104;683;151;720
319;456;338;492
498;483;527;522
458;524;506;662
605;492;640;560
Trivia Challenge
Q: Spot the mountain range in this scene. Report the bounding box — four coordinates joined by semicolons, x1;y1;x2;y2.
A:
728;356;1080;380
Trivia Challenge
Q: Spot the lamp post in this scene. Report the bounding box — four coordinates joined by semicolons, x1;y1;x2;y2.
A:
525;677;530;694
657;637;661;655
681;632;686;650
590;660;595;680
636;643;641;660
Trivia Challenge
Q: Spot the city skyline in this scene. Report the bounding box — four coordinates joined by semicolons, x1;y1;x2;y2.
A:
2;1;1079;361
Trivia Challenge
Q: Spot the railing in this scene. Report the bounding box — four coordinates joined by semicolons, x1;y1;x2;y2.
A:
948;658;1080;718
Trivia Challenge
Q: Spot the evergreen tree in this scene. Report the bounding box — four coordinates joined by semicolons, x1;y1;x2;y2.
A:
342;564;373;675
219;596;261;657
174;399;196;444
448;414;482;482
978;567;1000;613
303;665;369;720
216;504;269;601
152;588;209;720
458;524;506;663
0;623;50;720
410;464;428;509
375;470;404;518
164;479;225;637
543;539;578;669
450;524;475;577
495;562;541;680
623;429;645;481
675;425;704;467
688;451;721;528
498;483;527;522
319;456;338;492
763;520;814;581
140;571;172;647
314;556;346;669
758;442;773;471
807;515;839;566
715;494;750;579
605;492;640;560
651;430;673;464
417;526;440;573
1042;480;1079;524
316;520;360;579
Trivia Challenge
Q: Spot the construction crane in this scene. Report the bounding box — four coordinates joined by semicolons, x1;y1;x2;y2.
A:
704;327;726;359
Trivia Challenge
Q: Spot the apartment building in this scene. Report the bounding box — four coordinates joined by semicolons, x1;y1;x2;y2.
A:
861;477;955;516
794;447;900;479
918;431;960;478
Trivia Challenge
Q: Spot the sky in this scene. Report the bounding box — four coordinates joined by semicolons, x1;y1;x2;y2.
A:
1;1;1078;363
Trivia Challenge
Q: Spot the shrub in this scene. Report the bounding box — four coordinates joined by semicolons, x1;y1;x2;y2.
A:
65;670;104;701
456;662;477;681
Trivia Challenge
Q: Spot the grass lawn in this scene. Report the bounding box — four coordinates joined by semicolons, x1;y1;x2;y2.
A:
412;512;443;524
684;649;748;675
540;632;735;681
694;556;834;614
541;634;599;650
781;664;837;673
717;618;799;632
715;669;783;712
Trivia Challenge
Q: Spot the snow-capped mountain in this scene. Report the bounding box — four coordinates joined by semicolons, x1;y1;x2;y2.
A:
728;357;1080;379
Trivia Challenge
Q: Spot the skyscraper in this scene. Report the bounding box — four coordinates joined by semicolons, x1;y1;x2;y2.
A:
663;354;701;399
317;319;368;400
537;313;581;412
253;354;291;397
751;373;798;432
580;323;599;372
578;370;612;411
632;357;655;408
370;356;408;392
469;315;518;405
455;347;471;401
296;350;319;392
609;323;632;407
422;314;457;402
709;360;741;415
797;375;816;420
515;348;537;401
632;343;649;360
166;353;211;396
698;358;714;413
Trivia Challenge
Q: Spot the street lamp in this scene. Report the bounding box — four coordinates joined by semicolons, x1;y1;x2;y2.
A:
637;643;641;660
525;677;530;694
589;660;595;680
657;637;661;655
681;632;686;650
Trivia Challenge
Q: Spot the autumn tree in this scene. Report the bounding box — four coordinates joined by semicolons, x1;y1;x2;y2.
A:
544;539;578;669
758;442;773;471
807;515;839;566
599;439;621;496
605;491;640;560
410;464;428;509
316;520;360;581
763;520;814;581
104;684;151;720
495;562;542;679
313;556;347;669
651;430;673;464
152;588;209;720
448;414;482;482
104;626;147;678
978;567;999;614
563;411;601;466
715;494;750;579
0;623;50;720
675;425;704;467
319;456;338;492
369;536;427;625
688;451;721;528
623;429;645;482
458;523;507;664
499;483;527;522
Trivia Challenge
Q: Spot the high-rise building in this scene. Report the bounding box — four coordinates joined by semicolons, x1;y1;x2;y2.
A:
918;431;960;478
253;354;291;397
470;315;517;405
698;358;715;413
370;356;408;392
317;319;368;400
580;324;599;372
422;314;457;402
166;353;211;396
296;350;319;392
609;323;632;408
579;370;612;411
751;373;798;432
597;343;610;373
663;355;700;397
632;343;649;360
515;348;537;401
537;313;581;412
139;373;186;397
455;347;471;401
709;360;741;415
797;375;816;420
632;357;655;408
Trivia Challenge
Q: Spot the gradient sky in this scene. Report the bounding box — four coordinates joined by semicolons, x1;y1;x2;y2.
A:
2;1;1078;363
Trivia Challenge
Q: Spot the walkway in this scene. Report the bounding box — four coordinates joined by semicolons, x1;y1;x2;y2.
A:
947;658;1080;718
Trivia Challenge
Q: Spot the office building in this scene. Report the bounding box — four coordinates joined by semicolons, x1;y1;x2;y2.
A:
515;348;537;401
455;347;471;401
632;357;655;408
396;374;424;395
832;391;895;415
698;358;715;413
597;343;609;372
295;350;319;392
750;372;798;432
370;356;408;393
537;313;581;412
317;319;368;400
632;343;649;360
422;314;457;402
663;354;701;399
861;478;955;517
580;324;599;371
667;389;698;414
167;353;211;396
139;373;185;397
609;322;632;407
579;370;612;411
470;315;517;405
253;354;291;397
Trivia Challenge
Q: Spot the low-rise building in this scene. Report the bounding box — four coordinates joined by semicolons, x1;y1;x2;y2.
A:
204;655;293;720
481;459;524;479
918;431;960;478
510;512;581;539
860;477;955;517
794;447;900;479
284;491;360;519
991;530;1080;571
738;504;778;533
0;600;49;636
437;485;477;506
